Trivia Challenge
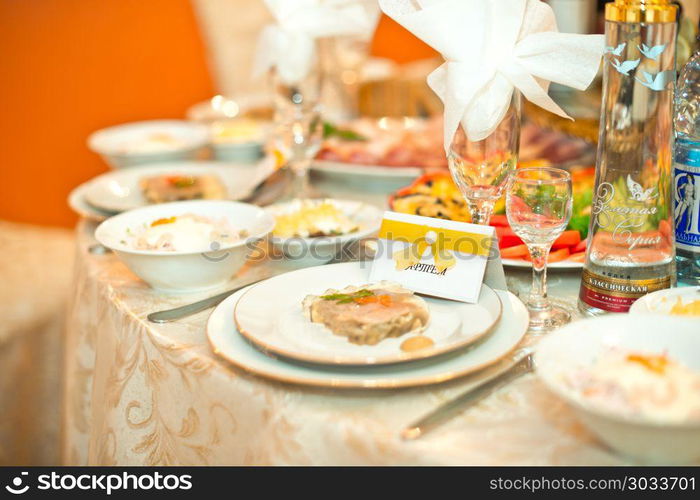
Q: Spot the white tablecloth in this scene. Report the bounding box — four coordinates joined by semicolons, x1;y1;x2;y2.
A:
62;178;626;465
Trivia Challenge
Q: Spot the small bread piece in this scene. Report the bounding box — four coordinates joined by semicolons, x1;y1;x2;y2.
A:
140;174;227;203
302;282;429;345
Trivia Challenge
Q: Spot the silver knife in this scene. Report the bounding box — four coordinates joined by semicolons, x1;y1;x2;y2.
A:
401;352;534;440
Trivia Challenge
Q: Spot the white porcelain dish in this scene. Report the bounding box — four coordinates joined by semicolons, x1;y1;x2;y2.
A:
208;285;527;388
88;120;209;169
68;183;111;222
233;262;503;365
630;286;700;316
311;160;421;184
84;161;273;213
95;200;274;293
266;199;383;263
536;314;700;464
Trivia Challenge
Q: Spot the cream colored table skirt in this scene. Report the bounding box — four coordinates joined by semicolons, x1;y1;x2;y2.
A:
0;221;74;465
63;211;627;465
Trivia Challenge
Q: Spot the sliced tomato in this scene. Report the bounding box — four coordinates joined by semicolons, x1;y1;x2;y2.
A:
494;226;523;249
571;239;587;254
552;230;581;250
489;214;509;227
500;244;529;259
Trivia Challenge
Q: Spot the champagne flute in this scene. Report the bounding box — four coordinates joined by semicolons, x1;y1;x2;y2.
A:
270;54;324;200
448;92;521;225
507;167;573;332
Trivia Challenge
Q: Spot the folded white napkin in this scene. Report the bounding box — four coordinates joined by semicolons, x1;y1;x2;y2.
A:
379;0;605;149
254;0;375;86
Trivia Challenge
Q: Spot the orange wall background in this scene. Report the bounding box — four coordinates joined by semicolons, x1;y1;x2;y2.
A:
0;0;215;227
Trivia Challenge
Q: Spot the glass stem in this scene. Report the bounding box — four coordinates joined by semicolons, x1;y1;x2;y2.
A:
290;158;311;199
467;199;495;226
527;244;550;310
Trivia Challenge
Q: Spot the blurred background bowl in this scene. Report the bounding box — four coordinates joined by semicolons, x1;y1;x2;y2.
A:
87;119;210;169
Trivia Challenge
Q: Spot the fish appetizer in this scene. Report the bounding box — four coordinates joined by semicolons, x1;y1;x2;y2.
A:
565;349;700;423
273;200;359;238
140;174;227;204
302;282;429;346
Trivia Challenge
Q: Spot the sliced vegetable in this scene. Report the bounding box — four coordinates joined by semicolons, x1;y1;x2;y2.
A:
500;244;529;259
489;214;509;227
552;230;581;250
568;252;586;262
572;239;587;254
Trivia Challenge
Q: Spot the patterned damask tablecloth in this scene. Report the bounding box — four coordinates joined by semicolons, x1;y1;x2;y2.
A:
62;181;627;466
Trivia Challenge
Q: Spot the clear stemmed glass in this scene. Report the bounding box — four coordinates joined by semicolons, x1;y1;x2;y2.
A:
506;167;573;332
270;57;324;200
448;92;521;225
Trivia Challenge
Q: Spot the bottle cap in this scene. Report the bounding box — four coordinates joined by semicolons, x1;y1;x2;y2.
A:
606;0;678;23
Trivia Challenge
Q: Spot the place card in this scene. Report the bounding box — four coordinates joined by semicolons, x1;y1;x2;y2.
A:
368;211;506;303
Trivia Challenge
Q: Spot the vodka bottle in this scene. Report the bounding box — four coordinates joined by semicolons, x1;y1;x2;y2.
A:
579;0;678;315
674;46;700;286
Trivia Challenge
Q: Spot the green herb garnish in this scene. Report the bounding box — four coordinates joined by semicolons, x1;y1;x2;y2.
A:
321;289;374;304
323;122;367;142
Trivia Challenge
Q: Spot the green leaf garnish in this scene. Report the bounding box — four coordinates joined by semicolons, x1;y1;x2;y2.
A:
321;289;374;304
323;122;367;142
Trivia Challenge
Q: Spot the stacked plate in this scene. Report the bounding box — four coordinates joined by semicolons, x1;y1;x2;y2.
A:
69;160;274;221
207;261;529;388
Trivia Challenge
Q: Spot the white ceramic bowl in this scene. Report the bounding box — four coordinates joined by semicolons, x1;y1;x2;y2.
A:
265;199;383;264
88;120;210;169
95;200;274;293
211;141;265;163
536;314;700;464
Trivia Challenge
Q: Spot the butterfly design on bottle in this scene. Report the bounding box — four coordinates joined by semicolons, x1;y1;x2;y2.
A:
611;58;640;75
627;175;657;202
637;43;666;61
605;43;626;56
605;40;671;90
635;70;675;91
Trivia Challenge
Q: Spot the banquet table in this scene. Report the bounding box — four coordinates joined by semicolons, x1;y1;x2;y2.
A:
62;175;627;466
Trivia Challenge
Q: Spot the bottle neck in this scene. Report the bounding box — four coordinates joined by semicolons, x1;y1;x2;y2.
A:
606;0;677;23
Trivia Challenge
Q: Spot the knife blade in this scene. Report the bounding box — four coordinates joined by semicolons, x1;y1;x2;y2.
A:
401;352;534;440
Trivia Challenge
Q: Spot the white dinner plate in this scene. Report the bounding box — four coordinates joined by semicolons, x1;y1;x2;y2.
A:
311;160;422;184
233;262;503;366
208;285;527;389
83;160;273;213
501;258;583;270
68;183;111;222
630;286;700;315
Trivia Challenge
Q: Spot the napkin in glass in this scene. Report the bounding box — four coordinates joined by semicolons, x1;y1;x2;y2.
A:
378;0;605;149
254;0;375;85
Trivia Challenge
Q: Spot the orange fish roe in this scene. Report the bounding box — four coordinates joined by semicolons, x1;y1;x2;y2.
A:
626;353;669;375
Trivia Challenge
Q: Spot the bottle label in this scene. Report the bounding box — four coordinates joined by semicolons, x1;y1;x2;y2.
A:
579;269;671;313
674;162;700;252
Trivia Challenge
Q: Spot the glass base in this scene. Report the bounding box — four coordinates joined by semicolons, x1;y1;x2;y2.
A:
527;304;571;333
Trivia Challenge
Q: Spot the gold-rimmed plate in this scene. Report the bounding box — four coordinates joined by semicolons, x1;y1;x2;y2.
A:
207;285;527;389
232;262;503;366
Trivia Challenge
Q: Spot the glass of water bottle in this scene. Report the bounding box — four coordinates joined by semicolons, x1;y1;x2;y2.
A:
674;41;700;286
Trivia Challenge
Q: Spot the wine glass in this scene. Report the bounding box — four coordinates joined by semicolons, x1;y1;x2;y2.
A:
270;55;324;200
448;91;521;225
506;167;573;332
